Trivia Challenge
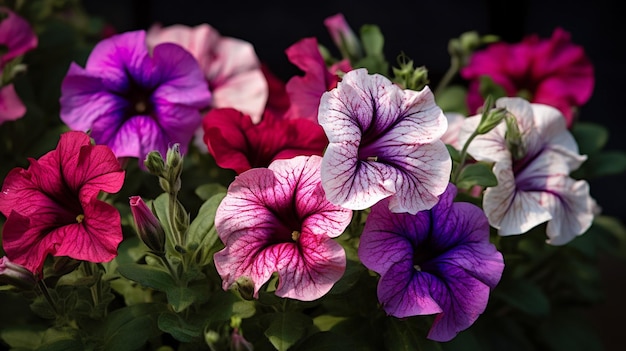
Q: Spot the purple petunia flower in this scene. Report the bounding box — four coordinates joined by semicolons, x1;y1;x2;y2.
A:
358;184;504;342
60;30;212;165
318;68;451;215
213;155;352;301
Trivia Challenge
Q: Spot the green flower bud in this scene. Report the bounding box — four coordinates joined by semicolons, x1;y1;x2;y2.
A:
476;107;507;135
504;115;526;160
144;151;165;176
235;276;255;300
392;53;429;91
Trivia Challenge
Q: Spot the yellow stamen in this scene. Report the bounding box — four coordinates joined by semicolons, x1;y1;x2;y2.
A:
291;230;301;241
414;264;421;271
367;156;378;162
76;214;85;223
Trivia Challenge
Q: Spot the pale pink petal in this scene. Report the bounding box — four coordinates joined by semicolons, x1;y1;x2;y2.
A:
0;84;26;123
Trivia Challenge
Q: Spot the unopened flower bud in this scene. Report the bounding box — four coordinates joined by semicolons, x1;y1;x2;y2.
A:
165;144;183;193
504;115;526;160
204;329;220;348
392;53;429;91
476;107;507;135
52;256;81;276
144;151;165;176
0;256;37;290
235;276;255;300
324;13;363;61
231;328;254;351
130;196;166;254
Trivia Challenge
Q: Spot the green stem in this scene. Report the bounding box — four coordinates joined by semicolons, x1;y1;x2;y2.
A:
37;280;58;314
452;130;479;183
434;56;460;97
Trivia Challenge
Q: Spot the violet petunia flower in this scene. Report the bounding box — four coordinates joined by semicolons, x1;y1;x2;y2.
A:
358;184;504;342
461;28;594;127
213;155;352;301
60;30;212;165
146;23;268;123
0;131;125;273
459;97;596;245
0;6;38;124
318;68;451;214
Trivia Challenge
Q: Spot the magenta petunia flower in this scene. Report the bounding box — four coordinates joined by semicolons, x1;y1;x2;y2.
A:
0;6;38;124
461;28;594;127
0;131;125;273
60;30;212;165
323;13;363;61
459;97;596;245
358;184;504;342
318;68;451;214
213;155;352;301
146;23;268;124
202;107;328;174
284;37;352;122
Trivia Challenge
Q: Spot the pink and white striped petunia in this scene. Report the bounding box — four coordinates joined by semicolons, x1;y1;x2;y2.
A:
459;97;596;245
318;68;451;214
213;155;352;301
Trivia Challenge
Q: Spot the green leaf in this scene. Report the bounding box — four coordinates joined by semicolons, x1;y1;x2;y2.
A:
478;76;507;101
194;183;227;201
384;317;443;351
0;328;44;349
296;331;362;351
355;25;389;75
493;279;550;316
116;263;175;292
36;339;85;351
99;303;166;351
158;311;203;343
264;312;313;351
456;162;498;189
580;150;626;178
570;122;608;155
436;85;469;115
446;144;461;163
187;192;226;265
203;289;256;324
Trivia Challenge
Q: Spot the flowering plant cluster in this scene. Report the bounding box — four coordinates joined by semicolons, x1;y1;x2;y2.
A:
1;2;625;351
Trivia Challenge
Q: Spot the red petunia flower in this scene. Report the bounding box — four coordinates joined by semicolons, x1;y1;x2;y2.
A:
461;28;594;127
202;107;328;174
0;131;125;273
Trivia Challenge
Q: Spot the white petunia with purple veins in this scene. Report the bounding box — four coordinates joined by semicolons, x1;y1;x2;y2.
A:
459;97;596;245
213;155;352;301
358;184;504;342
318;68;451;215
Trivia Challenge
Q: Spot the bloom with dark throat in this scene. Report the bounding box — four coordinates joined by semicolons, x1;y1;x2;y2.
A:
213;155;352;301
60;30;212;166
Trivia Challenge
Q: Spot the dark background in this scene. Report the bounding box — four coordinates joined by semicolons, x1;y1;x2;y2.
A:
82;0;626;349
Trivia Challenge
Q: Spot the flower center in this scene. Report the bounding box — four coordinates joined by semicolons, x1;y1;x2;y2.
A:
291;230;301;241
76;214;85;223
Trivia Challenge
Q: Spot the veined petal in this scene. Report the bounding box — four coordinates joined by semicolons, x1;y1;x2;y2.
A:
378;264;442;317
541;177;595;245
484;161;552;234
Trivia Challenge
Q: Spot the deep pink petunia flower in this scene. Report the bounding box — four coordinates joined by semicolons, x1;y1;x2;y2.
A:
60;30;212;165
284;37;352;122
203;107;328;174
358;184;504;342
0;6;38;124
213;155;352;301
146;23;268;124
0;131;125;273
461;28;594;127
318;68;451;214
